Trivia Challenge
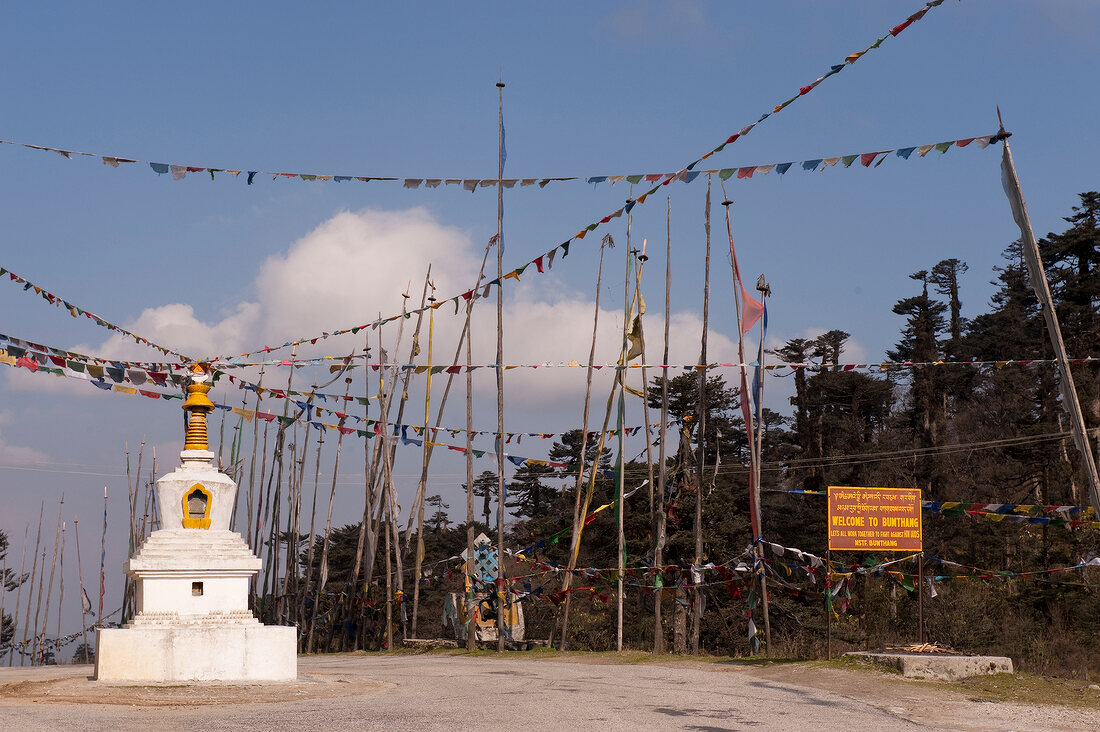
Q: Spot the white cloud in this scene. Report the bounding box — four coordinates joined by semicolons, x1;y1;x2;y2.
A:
5;207;744;417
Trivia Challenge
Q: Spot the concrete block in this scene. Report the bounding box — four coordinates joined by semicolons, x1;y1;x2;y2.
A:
845;651;1013;681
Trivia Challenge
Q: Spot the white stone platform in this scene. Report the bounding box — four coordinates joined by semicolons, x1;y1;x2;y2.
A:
94;624;296;682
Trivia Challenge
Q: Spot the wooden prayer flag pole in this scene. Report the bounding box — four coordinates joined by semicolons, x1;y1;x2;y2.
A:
494;78;507;653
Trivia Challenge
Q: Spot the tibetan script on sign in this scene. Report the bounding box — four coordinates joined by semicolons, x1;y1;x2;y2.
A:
827;486;922;552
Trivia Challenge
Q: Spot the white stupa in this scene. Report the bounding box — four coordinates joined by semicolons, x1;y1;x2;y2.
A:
95;366;296;682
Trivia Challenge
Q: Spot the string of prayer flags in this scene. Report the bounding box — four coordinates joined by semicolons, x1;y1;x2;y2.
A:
585;134;1001;187
0;266;192;361
214;1;957;364
0;349;576;472
0;139;584;189
2;132;1000;193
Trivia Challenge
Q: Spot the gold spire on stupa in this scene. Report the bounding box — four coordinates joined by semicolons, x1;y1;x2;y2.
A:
182;364;215;452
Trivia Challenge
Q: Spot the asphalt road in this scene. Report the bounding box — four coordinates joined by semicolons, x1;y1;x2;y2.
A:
0;654;1095;731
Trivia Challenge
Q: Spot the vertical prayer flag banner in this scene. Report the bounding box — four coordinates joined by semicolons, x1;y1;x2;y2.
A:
828;486;922;552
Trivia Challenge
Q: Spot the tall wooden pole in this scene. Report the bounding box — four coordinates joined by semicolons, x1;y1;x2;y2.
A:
634;238;657;559
20;509;43;665
464;289;478;651
411;282;436;639
246;367;266;555
692;179;712;655
616;204;633;653
494;79;507;653
653;197;672;654
73;516;88;663
753;277;772;656
298;407;325;650
559;234;609;650
0;544;7;663
8;525;28;666
98;487;106;627
54;521;66;656
30;545;45;665
1000;127;1100;514
38;495;63;665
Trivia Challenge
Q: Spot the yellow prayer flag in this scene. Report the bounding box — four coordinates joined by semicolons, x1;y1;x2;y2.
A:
231;407;255;423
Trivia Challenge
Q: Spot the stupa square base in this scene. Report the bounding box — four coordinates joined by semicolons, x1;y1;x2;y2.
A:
94;625;297;682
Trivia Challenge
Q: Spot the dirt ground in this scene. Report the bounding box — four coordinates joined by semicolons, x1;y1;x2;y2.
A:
0;653;1097;731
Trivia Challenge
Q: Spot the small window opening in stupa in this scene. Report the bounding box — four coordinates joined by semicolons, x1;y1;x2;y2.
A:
187;488;208;519
192;582;203;597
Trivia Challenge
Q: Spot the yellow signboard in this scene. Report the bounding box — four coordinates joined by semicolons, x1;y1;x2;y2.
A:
828;486;922;552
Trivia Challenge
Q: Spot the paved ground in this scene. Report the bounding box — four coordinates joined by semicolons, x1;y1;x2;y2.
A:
0;654;1097;731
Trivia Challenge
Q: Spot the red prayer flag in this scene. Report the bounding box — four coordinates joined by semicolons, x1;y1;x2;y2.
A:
890;18;914;36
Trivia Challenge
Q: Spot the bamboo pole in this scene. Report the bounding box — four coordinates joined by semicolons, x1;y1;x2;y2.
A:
30;547;46;665
616;203;634;653
251;419;271;604
263;426;287;621
307;379;352;653
264;347;297;619
494;79;507;653
411;281;436;639
719;186;765;655
563;232;616;647
253;418;272;557
8;525;28;666
559;231;613;650
753;277;772;655
384;493;393;650
25;502;44;664
0;545;7;663
283;422;310;623
73;516;88;664
654;197;672;654
246;367;266;555
561;265;635;649
384;276;432;642
298;413;325;651
98;487;106;627
54;520;66;656
464;287;478;651
345;331;374;651
692;179;712;655
149;447;159;533
38;495;63;664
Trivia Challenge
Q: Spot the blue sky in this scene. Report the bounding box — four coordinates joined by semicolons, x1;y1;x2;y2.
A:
1;1;1098;648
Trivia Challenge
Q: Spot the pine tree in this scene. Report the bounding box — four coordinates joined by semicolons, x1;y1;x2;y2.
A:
505;462;557;521
426;494;450;532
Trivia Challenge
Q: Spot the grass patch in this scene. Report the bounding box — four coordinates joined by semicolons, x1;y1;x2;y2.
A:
945;672;1099;709
814;656;901;674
